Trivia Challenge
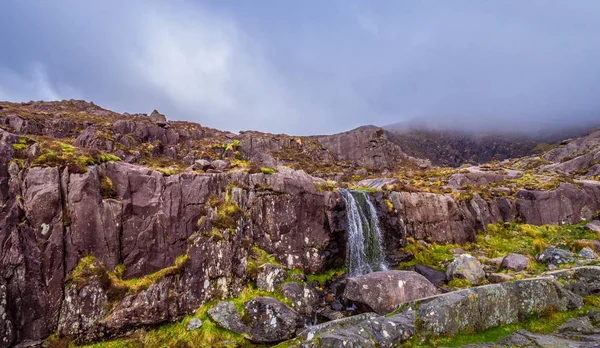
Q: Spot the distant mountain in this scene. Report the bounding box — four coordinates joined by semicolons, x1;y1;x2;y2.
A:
384;122;599;167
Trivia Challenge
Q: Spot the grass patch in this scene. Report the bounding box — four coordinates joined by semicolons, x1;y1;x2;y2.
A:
99;175;117;199
247;246;280;279
306;268;346;287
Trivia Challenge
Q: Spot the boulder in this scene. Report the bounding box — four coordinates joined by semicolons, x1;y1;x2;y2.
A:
212;160;230;171
414;264;447;287
193;159;211;171
281;282;321;318
446;254;485;284
243;297;303;343
500;253;529;272
578;247;598;260
186;318;202;331
585;220;600;233
149;109;167;122
488;273;514;284
208;302;247;335
556;317;595;334
256;264;287;292
537;247;577;265
343;271;438;314
485;257;504;267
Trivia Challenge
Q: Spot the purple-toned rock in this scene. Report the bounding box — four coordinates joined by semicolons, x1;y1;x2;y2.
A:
244;297;303;343
343;271;438;314
281;282;321;317
415;264;447;287
500;253;529;272
256;264;286;292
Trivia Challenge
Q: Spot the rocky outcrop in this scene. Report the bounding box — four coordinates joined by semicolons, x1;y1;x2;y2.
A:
342;271;439;314
244;297;303;343
316;126;430;170
294;268;590;347
499;253;529;272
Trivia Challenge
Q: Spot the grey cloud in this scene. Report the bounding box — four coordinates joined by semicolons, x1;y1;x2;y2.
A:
0;0;599;135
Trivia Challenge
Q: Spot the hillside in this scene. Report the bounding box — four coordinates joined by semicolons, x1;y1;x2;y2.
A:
1;100;600;347
385;123;598;167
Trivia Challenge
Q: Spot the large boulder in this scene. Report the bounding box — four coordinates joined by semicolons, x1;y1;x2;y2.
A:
243;297;303;343
343;271;438;314
578;247;598;260
499;253;529;272
537;247;578;266
446;254;485;284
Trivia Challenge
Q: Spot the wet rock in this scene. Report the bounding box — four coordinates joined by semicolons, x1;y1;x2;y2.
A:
281;282;321;317
256;264;287;292
186;318;202;331
208;302;247;335
288;272;306;282
578;247;598;260
585;220;600;233
537;247;577;265
0;280;15;348
446;254;485;284
343;270;438;314
499;253;529;272
243;297;303;343
488;273;514;284
414;264;447;287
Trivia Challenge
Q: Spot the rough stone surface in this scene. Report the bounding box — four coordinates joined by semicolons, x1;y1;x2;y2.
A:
586;220;600;233
537;247;578;265
294;270;588;347
446;254;485;284
186;318;202;331
488;273;514;284
281;282;321;318
256;264;287;292
243;297;303;343
499;253;529;272
208;302;247;335
579;247;598;260
343;271;438;314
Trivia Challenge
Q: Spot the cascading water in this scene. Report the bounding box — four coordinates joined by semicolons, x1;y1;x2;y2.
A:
340;190;387;277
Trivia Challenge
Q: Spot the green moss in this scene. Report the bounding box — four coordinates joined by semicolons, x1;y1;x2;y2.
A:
108;254;189;294
260;167;277;175
314;180;337;192
247;246;280;278
306;268;345;287
12;143;27;151
211;194;244;230
447;278;471;288
99;175;117;199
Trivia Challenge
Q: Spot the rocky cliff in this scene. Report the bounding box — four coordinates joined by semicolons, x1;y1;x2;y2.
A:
1;100;600;346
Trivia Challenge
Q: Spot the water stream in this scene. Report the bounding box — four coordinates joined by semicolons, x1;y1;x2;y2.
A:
340;190;387;277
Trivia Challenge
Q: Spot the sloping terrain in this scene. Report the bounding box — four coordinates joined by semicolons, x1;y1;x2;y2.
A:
1;100;600;347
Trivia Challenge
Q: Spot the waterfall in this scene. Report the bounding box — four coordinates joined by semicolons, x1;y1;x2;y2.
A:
340;190;387;277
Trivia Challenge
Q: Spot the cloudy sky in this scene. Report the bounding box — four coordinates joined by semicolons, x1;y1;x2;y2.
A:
1;1;599;135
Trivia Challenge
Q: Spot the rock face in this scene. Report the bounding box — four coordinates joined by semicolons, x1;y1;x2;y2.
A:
243;297;303;343
296;268;590;347
343;271;438;314
499;253;529;272
446;254;485;284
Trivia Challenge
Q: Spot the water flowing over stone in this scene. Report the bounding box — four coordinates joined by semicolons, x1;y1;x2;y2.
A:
340;190;387;277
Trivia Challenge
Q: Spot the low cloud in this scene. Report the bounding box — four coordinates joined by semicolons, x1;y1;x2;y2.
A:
0;1;599;135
